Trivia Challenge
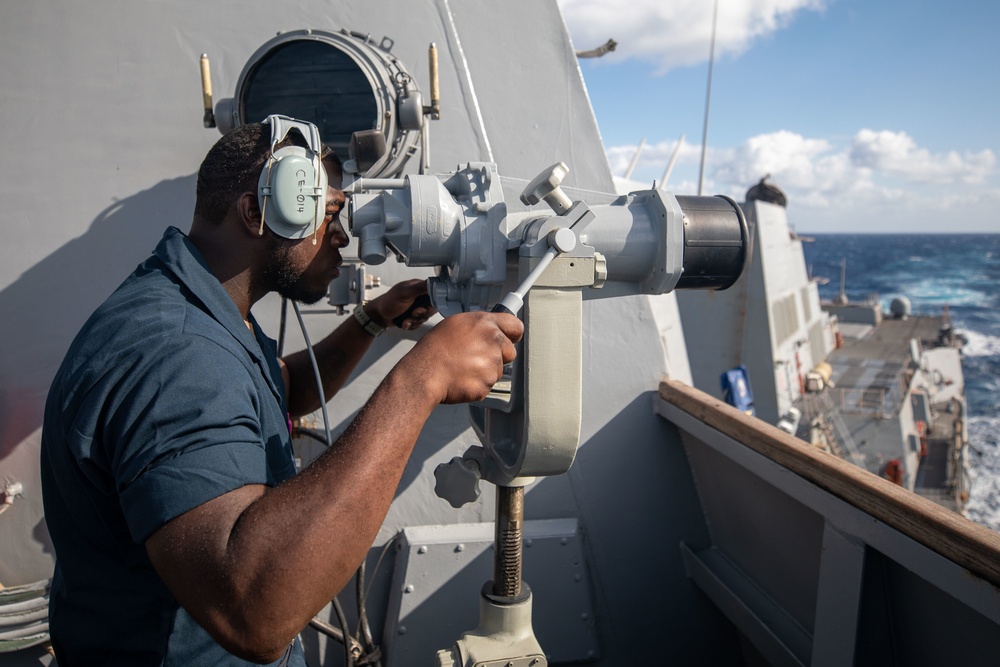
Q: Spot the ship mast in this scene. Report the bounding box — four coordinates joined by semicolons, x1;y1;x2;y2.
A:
698;0;719;195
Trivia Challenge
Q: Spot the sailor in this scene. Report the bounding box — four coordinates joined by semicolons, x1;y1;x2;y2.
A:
39;121;523;665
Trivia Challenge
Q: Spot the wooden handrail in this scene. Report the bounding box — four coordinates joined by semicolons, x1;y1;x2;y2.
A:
658;378;1000;588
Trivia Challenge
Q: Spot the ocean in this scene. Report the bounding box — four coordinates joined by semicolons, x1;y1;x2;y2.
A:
802;234;1000;531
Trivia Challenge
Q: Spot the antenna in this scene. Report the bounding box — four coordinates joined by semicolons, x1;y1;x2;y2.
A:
697;0;718;195
659;134;685;189
838;258;848;304
623;137;646;180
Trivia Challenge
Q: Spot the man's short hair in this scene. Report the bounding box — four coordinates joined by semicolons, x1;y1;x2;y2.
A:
194;122;338;225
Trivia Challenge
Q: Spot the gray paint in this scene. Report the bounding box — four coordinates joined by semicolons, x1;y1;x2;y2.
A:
383;520;598;664
678;201;836;426
1;2;983;665
0;1;708;663
659;395;1000;665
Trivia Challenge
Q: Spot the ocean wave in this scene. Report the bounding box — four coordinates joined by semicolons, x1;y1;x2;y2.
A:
901;280;991;309
802;235;1000;531
959;329;1000;358
964;415;1000;532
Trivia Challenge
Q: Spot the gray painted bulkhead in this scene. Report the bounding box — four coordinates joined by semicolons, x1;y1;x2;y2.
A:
5;2;991;665
659;381;1000;667
0;1;723;664
678;201;835;425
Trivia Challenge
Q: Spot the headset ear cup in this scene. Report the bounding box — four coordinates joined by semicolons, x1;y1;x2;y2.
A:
258;145;326;239
258;115;328;240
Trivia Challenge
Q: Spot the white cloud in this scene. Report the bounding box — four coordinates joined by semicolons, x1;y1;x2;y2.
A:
606;137;698;184
709;129;997;196
613;129;995;199
714;131;845;192
558;0;826;73
850;129;996;185
563;1;998;232
605;130;999;232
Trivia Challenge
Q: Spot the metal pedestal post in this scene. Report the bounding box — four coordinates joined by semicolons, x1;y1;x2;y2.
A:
493;485;524;597
435;485;546;667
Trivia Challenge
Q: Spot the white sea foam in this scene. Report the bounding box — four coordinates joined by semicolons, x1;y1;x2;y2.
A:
964;415;1000;532
879;287;990;314
959;329;1000;358
908;279;990;308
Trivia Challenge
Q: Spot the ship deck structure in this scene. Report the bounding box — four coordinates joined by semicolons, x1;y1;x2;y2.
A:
0;1;996;664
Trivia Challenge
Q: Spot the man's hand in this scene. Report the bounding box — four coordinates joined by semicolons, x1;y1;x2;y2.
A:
281;279;438;418
397;311;524;405
367;279;437;331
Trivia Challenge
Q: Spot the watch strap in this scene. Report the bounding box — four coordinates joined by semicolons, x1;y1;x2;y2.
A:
353;302;386;337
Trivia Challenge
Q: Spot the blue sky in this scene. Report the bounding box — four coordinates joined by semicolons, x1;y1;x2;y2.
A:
557;0;1000;233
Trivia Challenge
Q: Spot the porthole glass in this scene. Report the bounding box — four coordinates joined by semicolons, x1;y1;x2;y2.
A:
242;40;377;159
224;29;423;178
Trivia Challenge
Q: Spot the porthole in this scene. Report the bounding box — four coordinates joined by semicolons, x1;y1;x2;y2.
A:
216;29;423;178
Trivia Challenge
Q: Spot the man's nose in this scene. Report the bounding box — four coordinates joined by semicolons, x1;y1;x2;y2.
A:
329;218;349;248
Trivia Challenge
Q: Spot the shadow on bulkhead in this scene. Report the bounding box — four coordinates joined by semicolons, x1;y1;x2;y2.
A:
0;175;197;463
0;165;474;506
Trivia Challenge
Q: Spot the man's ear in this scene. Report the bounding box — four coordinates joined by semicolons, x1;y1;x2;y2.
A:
236;192;266;237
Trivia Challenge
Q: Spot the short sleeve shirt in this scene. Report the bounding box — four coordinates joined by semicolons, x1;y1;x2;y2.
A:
41;227;306;666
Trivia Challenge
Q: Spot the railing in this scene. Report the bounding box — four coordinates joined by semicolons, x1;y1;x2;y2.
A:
656;378;1000;666
829;370;909;418
800;391;865;468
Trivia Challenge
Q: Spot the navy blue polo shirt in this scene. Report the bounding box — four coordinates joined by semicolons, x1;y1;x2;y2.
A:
41;227;306;666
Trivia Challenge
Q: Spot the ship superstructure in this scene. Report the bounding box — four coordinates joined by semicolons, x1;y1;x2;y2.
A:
0;1;996;665
677;188;971;515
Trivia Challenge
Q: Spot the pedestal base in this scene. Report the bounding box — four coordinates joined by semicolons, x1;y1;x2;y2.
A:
435;582;547;667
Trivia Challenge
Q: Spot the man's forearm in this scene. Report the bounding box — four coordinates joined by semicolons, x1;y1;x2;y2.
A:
147;362;438;663
145;311;521;663
281;278;434;418
281;304;385;418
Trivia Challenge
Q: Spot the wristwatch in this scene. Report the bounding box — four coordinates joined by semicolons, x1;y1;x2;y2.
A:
353;302;386;337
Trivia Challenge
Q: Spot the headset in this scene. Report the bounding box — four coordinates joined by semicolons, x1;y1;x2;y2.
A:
257;114;328;241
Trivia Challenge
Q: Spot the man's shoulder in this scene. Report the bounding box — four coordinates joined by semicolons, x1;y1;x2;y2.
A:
60;264;246;387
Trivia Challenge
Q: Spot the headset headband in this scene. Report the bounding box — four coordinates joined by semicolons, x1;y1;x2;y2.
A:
266;114;323;157
257;114;328;241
